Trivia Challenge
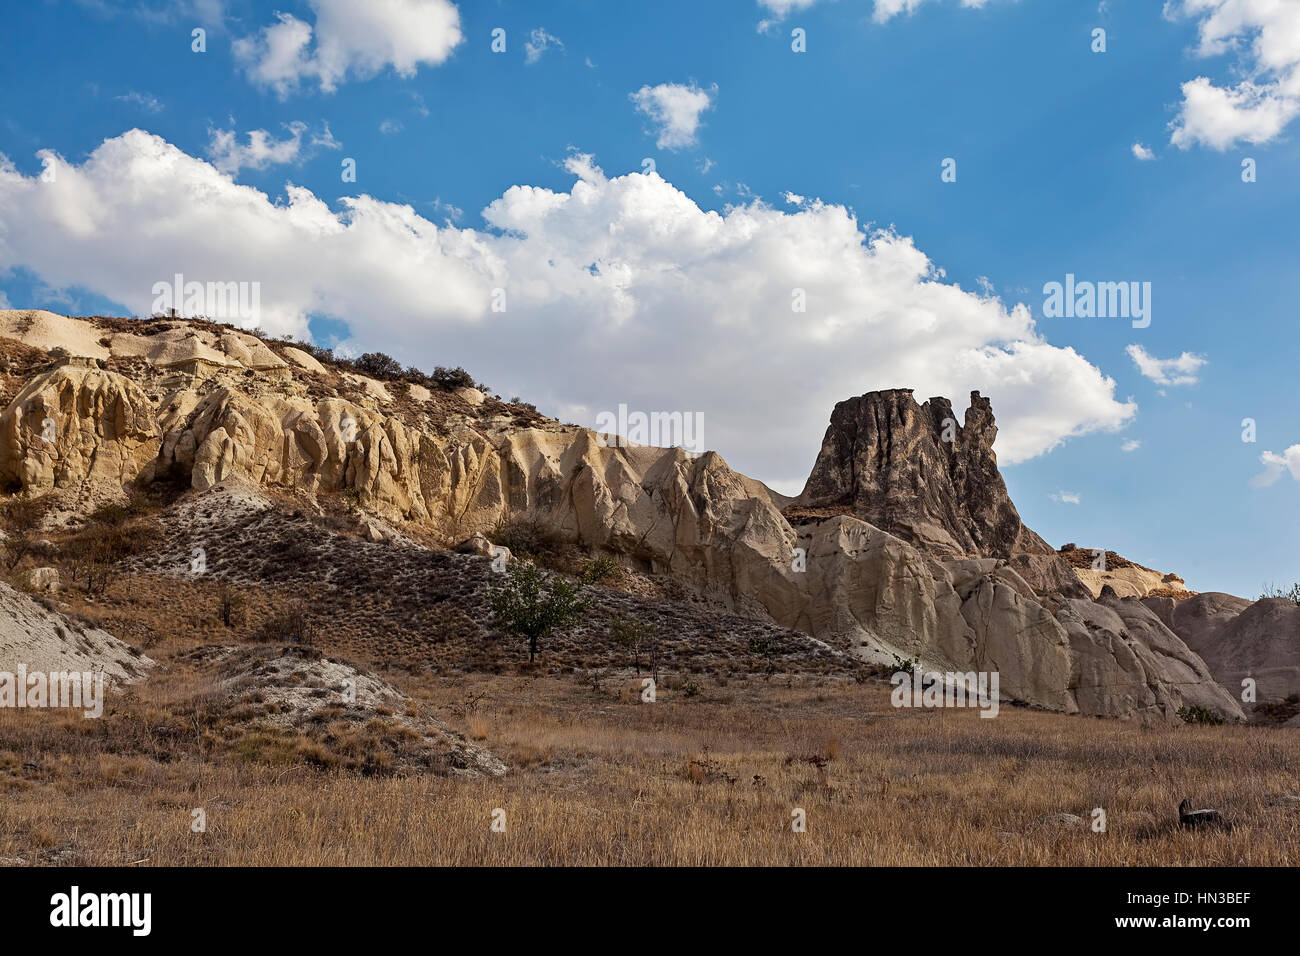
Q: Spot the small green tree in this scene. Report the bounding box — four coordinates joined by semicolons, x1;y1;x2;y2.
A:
608;614;654;674
489;562;590;663
748;634;778;676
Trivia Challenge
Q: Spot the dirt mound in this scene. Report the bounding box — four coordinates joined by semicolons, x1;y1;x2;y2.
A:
0;581;152;681
185;643;506;777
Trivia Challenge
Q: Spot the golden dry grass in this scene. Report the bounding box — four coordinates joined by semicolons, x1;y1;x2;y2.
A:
2;666;1298;866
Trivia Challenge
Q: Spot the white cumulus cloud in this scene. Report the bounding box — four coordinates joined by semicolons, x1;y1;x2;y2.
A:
0;131;1137;487
1126;343;1207;386
1252;446;1300;487
233;0;462;97
207;122;307;175
524;27;563;65
1166;0;1300;150
756;1;1300;150
1051;491;1082;504
757;0;990;23
1131;142;1156;161
630;82;716;150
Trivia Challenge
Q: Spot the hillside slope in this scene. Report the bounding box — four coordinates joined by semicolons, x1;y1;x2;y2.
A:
0;310;1246;723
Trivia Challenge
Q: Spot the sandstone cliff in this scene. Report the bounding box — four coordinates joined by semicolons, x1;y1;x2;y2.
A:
793;389;1047;558
1145;591;1300;719
0;310;1245;723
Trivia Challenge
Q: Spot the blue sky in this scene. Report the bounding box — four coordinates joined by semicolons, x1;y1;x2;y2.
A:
1;0;1298;597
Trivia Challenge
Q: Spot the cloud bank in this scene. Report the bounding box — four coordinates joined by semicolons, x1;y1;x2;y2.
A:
0;131;1136;489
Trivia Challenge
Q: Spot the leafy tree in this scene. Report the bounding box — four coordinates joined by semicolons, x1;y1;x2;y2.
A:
608;614;656;674
489;562;590;663
1;498;43;569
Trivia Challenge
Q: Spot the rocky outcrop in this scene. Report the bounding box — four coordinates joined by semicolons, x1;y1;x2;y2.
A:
791;388;1088;599
795;389;1046;557
1060;545;1192;599
0;312;1241;723
0;358;158;496
1060;590;1243;721
200;644;505;777
1144;592;1300;713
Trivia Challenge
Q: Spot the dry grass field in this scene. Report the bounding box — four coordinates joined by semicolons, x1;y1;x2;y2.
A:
2;492;1298;866
2;658;1298;866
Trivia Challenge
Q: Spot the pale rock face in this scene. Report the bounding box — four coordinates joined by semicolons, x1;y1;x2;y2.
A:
1058;592;1244;721
27;566;60;591
1145;592;1300;710
0;314;1243;723
0;581;153;682
0;360;158;495
455;533;495;557
1076;564;1190;599
280;346;326;375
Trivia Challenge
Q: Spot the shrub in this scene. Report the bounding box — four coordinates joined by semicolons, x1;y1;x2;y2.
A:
1259;582;1300;606
61;505;156;590
255;602;318;646
0;498;44;569
1177;705;1226;726
608;614;656;674
580;554;623;586
429;366;475;390
353;352;404;381
488;516;566;562
218;585;247;628
748;634;778;675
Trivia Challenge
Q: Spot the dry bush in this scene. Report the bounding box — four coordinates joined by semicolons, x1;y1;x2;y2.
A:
253;602;319;646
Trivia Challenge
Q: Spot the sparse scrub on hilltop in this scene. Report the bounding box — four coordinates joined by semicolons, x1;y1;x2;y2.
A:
428;366;475;390
353;351;404;380
1259;582;1300;606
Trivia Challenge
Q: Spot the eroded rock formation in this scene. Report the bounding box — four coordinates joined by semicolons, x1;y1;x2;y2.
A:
0;310;1246;723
